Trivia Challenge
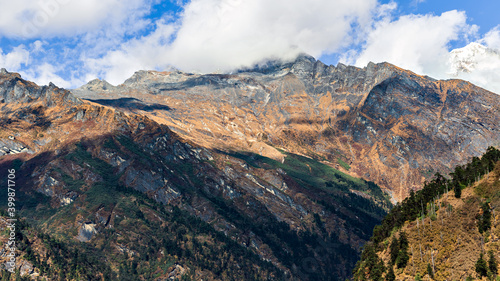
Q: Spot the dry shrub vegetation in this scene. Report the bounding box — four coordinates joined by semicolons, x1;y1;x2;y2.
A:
385;162;500;280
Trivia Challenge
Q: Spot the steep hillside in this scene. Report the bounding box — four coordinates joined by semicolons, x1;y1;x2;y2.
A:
352;147;500;280
72;55;500;201
0;70;390;280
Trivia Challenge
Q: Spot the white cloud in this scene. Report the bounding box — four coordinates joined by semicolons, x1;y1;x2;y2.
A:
344;10;500;94
479;26;500;49
0;0;160;87
0;0;153;38
31;40;44;53
0;45;30;71
166;0;377;72
22;62;69;87
349;10;475;77
91;0;379;84
85;19;178;84
0;42;84;88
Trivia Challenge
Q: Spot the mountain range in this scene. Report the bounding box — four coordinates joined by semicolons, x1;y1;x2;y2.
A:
74;54;500;201
0;53;498;280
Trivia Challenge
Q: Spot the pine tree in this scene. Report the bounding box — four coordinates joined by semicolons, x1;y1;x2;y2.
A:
385;266;395;281
478;202;492;233
399;231;409;251
476;253;488;277
454;182;462;198
396;231;409;269
389;236;399;265
427;263;434;278
371;259;386;281
489;250;498;275
356;241;387;281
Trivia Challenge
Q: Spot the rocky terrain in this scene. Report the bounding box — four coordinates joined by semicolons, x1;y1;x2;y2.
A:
0;68;390;280
0;51;498;280
73;54;500;201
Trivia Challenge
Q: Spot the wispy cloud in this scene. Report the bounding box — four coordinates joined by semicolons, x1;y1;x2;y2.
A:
411;0;426;7
347;10;476;76
0;45;30;71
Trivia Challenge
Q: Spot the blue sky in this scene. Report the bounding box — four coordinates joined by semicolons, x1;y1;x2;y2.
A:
0;0;499;93
400;0;500;33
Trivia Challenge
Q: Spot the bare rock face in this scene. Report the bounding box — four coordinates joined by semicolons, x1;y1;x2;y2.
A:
74;56;500;201
0;70;80;105
77;223;98;242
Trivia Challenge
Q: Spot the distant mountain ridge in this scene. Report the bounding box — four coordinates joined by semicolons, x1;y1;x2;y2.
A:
73;55;500;201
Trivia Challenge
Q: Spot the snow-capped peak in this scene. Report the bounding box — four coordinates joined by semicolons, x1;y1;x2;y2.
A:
448;42;500;76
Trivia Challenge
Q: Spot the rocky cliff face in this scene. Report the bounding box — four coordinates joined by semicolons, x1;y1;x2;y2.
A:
0;69;390;280
73;55;500;201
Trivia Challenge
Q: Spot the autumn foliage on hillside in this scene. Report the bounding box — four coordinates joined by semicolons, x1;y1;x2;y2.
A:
353;146;500;280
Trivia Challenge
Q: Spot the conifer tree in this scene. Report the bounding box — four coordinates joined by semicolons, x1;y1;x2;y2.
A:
476;253;488;277
478;202;492;233
454;182;462;198
385;266;395;281
396;231;409;269
489;250;498;275
389;236;399;265
427;263;434;278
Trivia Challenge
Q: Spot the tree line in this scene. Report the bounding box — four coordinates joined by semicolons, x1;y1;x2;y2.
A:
371;146;500;245
352;146;500;280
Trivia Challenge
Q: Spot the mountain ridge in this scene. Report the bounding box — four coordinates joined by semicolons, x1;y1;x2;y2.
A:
72;55;500;202
0;55;498;279
0;68;391;280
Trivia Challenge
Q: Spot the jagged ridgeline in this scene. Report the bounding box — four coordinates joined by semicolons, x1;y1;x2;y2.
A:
0;70;391;280
352;146;500;280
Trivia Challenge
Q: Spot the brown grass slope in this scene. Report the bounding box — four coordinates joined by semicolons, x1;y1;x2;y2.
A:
382;162;500;280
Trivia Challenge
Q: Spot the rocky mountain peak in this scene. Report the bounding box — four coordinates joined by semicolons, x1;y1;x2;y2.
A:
289;53;317;78
123;70;157;86
122;69;195;87
0;69;80;105
0;68;22;79
233;53;316;76
81;78;115;91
